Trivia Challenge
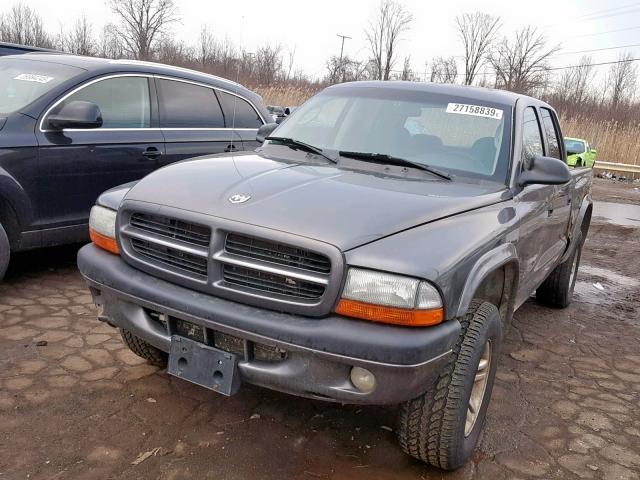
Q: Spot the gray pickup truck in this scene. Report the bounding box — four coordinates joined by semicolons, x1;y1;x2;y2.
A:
77;81;592;470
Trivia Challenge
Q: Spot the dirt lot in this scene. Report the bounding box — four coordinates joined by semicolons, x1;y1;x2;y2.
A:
1;178;639;480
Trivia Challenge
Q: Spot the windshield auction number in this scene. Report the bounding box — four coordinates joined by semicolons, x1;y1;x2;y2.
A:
446;103;503;120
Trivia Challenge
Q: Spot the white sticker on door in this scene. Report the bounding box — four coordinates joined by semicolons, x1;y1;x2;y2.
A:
446;103;503;120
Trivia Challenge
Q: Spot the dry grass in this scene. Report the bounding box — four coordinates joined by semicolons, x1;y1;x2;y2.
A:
253;85;321;108
560;116;640;167
254;85;640;170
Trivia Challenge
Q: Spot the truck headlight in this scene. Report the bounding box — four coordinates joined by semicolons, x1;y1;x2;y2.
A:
89;205;119;255
336;268;443;327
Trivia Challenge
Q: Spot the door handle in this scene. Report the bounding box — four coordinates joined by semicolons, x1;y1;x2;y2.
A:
142;147;162;159
224;144;239;153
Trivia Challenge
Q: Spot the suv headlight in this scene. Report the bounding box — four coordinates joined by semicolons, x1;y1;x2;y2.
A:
89;205;119;254
336;268;443;326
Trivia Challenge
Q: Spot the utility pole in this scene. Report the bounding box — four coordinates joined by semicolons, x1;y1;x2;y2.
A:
337;34;352;83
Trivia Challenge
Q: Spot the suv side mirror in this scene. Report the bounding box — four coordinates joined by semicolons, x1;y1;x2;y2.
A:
256;122;278;143
519;155;571;186
48;101;103;130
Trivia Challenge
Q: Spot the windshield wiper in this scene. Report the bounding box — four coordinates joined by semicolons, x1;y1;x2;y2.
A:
338;151;452;180
266;136;338;164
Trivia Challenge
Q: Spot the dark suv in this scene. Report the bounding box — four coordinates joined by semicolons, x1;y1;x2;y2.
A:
0;53;269;278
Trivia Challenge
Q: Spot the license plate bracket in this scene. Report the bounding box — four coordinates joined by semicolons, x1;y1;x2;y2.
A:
168;335;240;396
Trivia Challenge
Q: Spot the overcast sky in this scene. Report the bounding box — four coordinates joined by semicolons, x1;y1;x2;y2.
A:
17;0;640;81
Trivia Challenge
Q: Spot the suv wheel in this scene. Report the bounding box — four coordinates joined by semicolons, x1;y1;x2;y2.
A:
536;233;583;308
0;223;10;281
397;300;501;470
120;328;168;367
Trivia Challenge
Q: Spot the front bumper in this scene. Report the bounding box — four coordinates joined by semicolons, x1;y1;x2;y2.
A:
78;244;459;405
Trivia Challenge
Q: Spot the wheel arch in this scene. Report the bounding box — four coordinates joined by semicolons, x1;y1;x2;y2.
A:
455;243;520;326
0;171;34;249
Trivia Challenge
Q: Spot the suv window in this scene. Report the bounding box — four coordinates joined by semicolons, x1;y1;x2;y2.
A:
48;76;150;128
217;91;262;128
158;79;224;128
540;108;561;160
522;107;543;165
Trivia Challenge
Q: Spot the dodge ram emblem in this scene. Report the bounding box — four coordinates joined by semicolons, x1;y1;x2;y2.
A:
228;194;251;204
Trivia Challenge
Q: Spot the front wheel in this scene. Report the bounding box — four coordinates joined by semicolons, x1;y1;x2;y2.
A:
397;300;501;470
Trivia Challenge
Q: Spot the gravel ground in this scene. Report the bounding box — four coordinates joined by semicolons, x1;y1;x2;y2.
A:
1;178;639;480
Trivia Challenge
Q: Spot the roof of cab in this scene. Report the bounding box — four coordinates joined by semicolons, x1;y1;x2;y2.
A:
9;52;251;95
326;80;541;107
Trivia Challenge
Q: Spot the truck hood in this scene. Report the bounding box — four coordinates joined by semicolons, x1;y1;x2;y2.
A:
125;153;509;251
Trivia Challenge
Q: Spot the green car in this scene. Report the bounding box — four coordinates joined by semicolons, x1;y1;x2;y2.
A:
564;137;596;168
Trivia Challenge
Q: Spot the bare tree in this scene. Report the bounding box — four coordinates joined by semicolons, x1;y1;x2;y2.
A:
0;3;53;48
430;56;458;83
325;55;369;83
365;0;413;80
490;26;559;94
606;52;637;108
556;55;594;105
455;12;501;85
400;56;413;80
197;25;217;68
60;15;96;56
109;0;179;60
97;24;126;58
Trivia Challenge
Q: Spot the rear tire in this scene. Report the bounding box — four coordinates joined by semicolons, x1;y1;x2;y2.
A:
0;224;10;281
120;328;168;367
536;233;583;308
397;300;501;470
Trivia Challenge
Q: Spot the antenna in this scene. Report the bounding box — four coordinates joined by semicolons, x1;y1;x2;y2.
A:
228;16;244;153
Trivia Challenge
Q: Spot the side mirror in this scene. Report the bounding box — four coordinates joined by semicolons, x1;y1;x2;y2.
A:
519;155;571;187
47;101;103;130
256;122;278;143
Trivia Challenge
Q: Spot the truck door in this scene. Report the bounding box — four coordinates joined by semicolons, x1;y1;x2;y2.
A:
539;107;572;261
514;106;563;303
36;75;164;231
155;78;243;166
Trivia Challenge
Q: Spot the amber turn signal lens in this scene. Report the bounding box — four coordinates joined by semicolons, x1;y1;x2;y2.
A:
336;299;444;327
89;227;120;255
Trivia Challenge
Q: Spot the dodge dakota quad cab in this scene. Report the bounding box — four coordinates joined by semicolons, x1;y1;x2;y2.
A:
77;81;593;470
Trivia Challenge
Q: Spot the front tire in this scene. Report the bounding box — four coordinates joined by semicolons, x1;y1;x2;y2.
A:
536;233;583;308
0;223;10;281
120;328;168;367
397;300;501;470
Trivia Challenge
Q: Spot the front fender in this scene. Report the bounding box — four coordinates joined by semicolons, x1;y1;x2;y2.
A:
456;243;519;317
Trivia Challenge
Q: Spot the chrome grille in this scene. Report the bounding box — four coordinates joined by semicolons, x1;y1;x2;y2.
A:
130;212;210;247
120;207;339;315
130;238;208;277
222;264;325;299
225;233;331;274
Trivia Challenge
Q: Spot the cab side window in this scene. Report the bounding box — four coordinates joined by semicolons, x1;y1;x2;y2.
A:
47;76;151;129
540;108;562;160
158;79;224;128
216;91;263;128
522;107;543;167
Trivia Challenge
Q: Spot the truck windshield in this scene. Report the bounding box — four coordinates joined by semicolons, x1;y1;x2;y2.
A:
273;88;512;182
0;58;83;115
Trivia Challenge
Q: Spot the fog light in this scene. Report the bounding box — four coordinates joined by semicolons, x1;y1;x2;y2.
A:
350;366;376;393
